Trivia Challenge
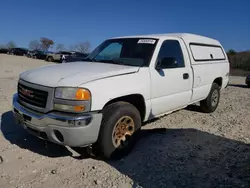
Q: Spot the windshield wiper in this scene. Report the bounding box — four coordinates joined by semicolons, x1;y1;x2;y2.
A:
82;58;96;62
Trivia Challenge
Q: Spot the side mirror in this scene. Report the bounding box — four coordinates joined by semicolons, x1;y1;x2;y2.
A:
155;57;177;70
155;61;162;70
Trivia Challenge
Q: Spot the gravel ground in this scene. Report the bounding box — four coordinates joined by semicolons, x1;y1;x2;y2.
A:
0;54;250;188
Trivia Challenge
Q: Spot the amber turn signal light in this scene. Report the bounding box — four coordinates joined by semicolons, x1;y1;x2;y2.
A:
75;89;91;100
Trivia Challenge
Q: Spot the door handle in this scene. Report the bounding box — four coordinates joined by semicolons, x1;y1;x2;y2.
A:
183;73;189;79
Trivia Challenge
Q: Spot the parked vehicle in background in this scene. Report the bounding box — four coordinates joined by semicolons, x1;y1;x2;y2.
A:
26;50;39;58
12;33;230;159
0;48;9;54
8;48;29;56
60;52;89;63
246;74;250;88
26;50;33;58
45;51;72;62
32;50;49;60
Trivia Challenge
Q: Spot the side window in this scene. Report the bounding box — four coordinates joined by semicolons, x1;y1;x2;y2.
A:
157;40;185;69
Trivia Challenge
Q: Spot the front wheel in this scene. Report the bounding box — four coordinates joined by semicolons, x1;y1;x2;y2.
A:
47;56;53;62
200;83;220;113
93;102;141;160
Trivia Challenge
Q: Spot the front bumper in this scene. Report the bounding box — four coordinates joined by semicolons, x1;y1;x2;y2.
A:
12;93;102;147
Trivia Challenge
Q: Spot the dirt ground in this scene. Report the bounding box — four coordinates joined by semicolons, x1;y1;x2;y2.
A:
0;54;250;188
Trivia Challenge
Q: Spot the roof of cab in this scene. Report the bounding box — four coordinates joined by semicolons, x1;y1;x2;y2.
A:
112;33;221;46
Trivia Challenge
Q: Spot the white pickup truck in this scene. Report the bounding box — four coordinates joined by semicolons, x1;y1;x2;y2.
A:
12;33;230;159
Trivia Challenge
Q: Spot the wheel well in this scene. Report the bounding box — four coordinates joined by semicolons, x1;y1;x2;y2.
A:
213;77;222;87
104;94;146;122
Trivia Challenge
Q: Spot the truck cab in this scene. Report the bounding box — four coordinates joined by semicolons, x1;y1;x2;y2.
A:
12;33;229;159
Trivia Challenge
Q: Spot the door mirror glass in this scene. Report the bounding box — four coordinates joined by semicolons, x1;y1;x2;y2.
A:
156;57;177;70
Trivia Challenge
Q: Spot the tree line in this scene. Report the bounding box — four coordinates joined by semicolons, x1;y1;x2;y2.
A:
0;41;17;49
0;37;91;53
1;41;249;70
227;49;250;71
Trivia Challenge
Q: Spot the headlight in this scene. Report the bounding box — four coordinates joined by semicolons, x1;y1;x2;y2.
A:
55;87;91;100
54;87;91;113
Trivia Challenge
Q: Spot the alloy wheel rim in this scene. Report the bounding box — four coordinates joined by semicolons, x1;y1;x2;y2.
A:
112;116;135;148
211;90;219;107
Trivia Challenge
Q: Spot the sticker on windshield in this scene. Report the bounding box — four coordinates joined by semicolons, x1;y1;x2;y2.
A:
137;39;156;44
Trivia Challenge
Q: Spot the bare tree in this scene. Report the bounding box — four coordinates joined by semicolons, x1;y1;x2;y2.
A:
6;41;16;49
40;37;54;51
68;45;75;51
56;44;66;51
74;41;91;53
68;45;76;51
29;40;41;50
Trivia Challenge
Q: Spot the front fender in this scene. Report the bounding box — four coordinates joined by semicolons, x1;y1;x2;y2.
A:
80;68;151;111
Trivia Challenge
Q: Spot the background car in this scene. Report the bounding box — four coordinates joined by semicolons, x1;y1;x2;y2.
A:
45;51;71;62
26;50;35;58
246;74;250;88
26;50;39;58
31;50;48;60
0;48;9;54
60;52;89;63
7;48;29;56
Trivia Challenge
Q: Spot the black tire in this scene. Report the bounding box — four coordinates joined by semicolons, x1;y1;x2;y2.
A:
247;84;250;88
93;102;141;160
47;56;53;62
200;83;220;113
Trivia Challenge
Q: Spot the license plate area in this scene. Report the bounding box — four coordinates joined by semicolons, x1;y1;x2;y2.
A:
14;108;32;125
23;114;31;121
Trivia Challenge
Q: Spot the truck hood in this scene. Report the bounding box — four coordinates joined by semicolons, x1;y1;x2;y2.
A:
19;61;139;87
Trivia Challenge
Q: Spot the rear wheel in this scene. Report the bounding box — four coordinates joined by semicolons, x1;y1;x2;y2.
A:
200;83;220;113
93;102;141;160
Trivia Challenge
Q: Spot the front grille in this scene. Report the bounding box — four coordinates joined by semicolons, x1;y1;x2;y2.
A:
18;83;48;108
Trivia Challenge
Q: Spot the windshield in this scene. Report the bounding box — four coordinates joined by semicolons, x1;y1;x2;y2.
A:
86;38;158;66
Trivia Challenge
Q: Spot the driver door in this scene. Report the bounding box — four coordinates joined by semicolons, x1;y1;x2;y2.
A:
150;39;193;117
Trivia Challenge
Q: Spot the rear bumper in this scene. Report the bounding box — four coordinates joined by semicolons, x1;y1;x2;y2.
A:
225;79;229;88
12;93;102;147
245;77;250;85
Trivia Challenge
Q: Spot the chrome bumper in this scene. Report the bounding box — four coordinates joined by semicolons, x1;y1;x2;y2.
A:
12;93;102;147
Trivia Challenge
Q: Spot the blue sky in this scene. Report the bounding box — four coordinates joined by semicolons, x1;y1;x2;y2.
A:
0;0;249;52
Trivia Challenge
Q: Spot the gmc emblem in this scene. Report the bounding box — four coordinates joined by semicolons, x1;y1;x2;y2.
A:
20;87;34;98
